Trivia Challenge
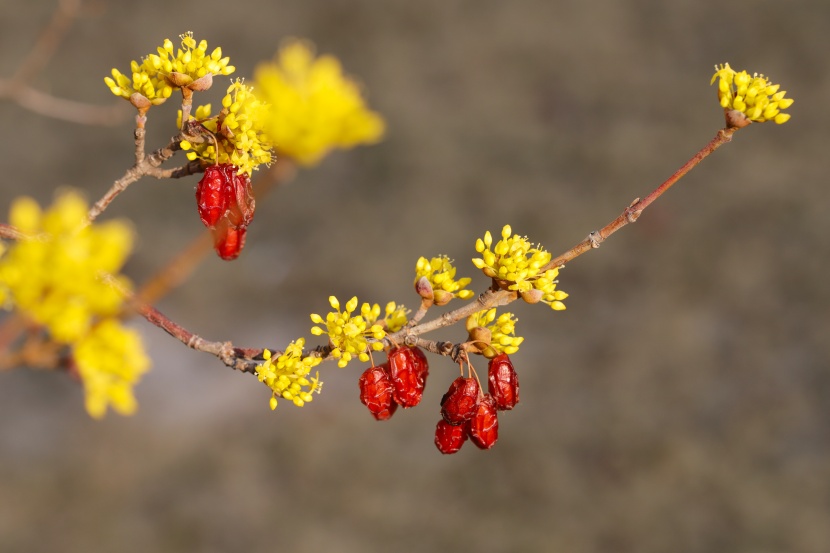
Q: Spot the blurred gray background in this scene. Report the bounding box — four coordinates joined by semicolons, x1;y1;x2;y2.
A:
1;1;829;551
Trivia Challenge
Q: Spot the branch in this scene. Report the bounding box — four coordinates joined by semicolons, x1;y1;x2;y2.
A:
7;0;83;87
86;132;188;224
545;127;737;270
120;285;263;374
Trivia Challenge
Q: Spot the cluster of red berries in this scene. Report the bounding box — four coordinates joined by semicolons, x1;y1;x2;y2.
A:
358;348;519;454
358;346;429;420
196;163;255;260
435;353;518;453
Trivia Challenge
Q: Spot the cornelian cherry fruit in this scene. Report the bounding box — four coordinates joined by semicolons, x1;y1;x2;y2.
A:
196;164;254;228
196;164;256;260
212;223;247;261
388;346;429;407
468;394;499;449
487;353;519;410
359;363;398;421
434;419;468;454
440;376;480;425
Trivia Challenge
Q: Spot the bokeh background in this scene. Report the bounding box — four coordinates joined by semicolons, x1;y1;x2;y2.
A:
1;1;829;551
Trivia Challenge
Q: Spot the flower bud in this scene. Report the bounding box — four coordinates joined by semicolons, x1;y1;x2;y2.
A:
415;276;434;301
129;92;151;110
520;289;543;305
468;326;491;346
725;109;752;129
165;71;193;88
188;73;213;92
432;289;453;306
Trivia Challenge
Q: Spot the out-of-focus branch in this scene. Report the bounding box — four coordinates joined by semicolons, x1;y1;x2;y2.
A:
8;0;83;86
0;0;131;127
0;81;129;126
136;158;297;305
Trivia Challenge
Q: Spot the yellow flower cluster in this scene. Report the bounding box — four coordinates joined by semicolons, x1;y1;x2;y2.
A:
105;32;235;109
469;309;524;356
74;320;150;418
415;256;474;306
180;80;273;175
255;338;323;409
0;193;133;341
711;63;793;125
472;225;568;310
0;192;150;419
254;39;385;166
310;296;386;367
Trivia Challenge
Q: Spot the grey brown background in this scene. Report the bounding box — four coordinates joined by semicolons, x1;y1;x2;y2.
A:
1;1;829;551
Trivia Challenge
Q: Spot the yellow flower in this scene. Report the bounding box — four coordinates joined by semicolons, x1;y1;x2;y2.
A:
472;225;568;310
105;59;174;107
0;192;134;342
105;32;235;108
73;319;150;419
382;302;409;332
415;256;474;306
180;80;273;175
711;63;793;125
254;39;385;166
310;295;386;367
468;309;524;356
255;338;323;409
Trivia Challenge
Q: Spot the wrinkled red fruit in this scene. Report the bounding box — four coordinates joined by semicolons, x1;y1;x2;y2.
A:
440;376;480;425
434;419;468;454
197;164;256;260
358;363;398;421
468;394;499;449
212;222;247;261
388;346;429;407
488;353;520;410
196;164;255;229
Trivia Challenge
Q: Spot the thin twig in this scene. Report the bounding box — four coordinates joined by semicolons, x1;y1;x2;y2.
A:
388;128;739;349
0;223;29;241
544;127;736;270
87;132;186;224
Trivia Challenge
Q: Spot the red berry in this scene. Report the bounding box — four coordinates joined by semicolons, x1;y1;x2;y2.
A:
196;164;230;228
440;376;480;425
212;222;247;261
487;353;520;410
434;419;467;454
196;163;255;229
358;363;398;421
388;346;429;407
468;394;499;449
226;170;255;228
